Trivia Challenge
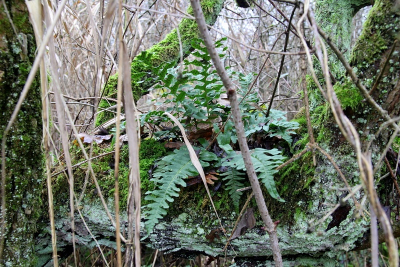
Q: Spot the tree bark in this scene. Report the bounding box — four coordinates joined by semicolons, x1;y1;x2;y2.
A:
0;0;43;265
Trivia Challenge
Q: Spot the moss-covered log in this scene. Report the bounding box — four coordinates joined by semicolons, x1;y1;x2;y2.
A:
0;0;43;265
96;0;225;126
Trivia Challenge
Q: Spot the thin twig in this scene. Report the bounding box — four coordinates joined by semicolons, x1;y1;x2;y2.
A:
1;0;23;48
299;16;317;166
305;6;398;265
265;5;297;118
308;185;363;230
315;144;360;207
26;0;59;264
125;4;307;56
384;157;400;197
277;146;310;170
369;40;398;96
114;1;124;263
51;151;115;177
189;1;283;265
316;24;399;133
223;192;254;251
46;3;78;262
373;121;400;175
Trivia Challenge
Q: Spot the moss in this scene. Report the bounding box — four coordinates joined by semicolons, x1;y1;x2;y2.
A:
0;1;43;265
334;78;364;110
261;151;315;226
351;1;399;67
53;139;168;210
394;136;400;153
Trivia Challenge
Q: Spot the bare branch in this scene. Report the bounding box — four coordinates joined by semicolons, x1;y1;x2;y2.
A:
189;0;283;265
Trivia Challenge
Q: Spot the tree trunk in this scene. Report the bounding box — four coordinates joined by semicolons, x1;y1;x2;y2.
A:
0;0;43;265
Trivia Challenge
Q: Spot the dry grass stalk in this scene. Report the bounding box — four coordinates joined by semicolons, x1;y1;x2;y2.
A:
26;0;59;264
45;0;78;263
122;40;142;267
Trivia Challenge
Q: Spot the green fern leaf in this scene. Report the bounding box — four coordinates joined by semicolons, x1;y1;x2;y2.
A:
250;148;286;202
220;168;245;210
222;148;285;202
268;110;299;144
144;147;216;234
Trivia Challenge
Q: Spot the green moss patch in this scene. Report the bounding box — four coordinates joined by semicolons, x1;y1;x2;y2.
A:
53;138;167;210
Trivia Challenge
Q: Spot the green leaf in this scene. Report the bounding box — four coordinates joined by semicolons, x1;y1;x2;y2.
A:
183;103;208;120
222;148;285;202
219;144;233;153
176;91;186;102
217;131;231;146
220;168;245;210
199;150;218;161
144;147;217;234
251;148;286;202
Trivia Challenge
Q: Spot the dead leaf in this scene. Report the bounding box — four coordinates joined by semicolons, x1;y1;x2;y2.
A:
77;133;93;144
164;141;185;149
231;208;256;240
187;172;219;186
188;127;213;141
205;256;217;265
206;228;222;243
93;134;112;144
186;177;202;186
205;173;218;185
76;133;112;145
119;134;128;146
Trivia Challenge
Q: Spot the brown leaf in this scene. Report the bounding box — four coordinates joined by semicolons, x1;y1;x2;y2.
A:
76;133;112;145
205;174;218;185
188;127;213;141
205;256;217;265
164;141;185;149
186;177;202;186
93;134;112;144
231;208;256;240
206;228;222;243
77;133;93;144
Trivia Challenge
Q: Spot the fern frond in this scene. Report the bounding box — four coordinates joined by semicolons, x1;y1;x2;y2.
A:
250;148;286;202
222;148;285;202
267;110;299;144
220;168;245;211
144;147;216;234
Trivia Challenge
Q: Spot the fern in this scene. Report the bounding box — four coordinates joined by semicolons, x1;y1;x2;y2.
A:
220;168;245;211
241;109;299;146
144;147;217;234
142;38;228;128
267;109;299;144
222;148;286;202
